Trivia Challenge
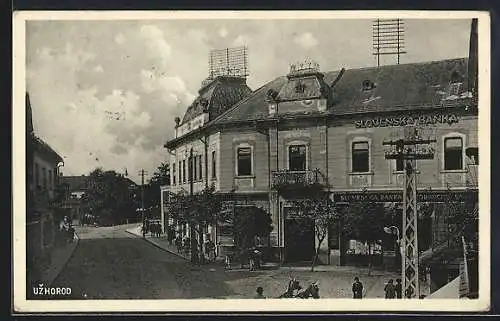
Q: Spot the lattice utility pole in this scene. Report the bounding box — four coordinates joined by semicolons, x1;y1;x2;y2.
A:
383;127;436;298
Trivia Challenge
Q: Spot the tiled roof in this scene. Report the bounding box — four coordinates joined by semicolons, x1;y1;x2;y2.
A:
181;76;252;124
212;58;473;124
61;175;90;191
33;135;63;164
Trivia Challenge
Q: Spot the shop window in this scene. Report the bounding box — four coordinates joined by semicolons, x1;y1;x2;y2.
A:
352;141;370;173
34;163;39;186
48;170;52;189
444;137;463;170
237;147;252;176
42;167;47;190
289;145;307;171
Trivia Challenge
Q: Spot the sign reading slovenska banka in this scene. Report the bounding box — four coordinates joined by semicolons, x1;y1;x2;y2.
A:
354;113;459;128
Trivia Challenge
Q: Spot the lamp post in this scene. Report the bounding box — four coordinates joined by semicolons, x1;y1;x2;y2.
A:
384;225;403;290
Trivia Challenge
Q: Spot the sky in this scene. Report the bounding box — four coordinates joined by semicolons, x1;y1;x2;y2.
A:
25;18;472;184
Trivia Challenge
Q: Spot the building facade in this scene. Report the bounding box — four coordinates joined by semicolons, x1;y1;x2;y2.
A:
162;24;479;284
26;93;64;284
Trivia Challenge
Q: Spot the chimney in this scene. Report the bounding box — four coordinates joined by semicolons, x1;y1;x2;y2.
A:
468;18;478;95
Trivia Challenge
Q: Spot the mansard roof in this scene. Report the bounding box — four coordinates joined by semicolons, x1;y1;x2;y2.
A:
212;57;474;125
180;76;252;124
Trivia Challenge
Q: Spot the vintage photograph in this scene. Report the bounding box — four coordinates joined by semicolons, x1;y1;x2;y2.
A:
13;11;489;312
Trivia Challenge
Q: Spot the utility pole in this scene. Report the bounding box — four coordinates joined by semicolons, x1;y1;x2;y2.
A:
139;169;148;238
383;127;436;299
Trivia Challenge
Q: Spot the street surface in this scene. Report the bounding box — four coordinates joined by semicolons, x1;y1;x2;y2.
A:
50;224;397;299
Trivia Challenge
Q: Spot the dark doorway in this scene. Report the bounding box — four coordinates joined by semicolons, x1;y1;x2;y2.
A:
285;214;315;263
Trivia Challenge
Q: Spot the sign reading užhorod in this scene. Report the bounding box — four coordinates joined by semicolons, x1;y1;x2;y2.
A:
354;114;459;128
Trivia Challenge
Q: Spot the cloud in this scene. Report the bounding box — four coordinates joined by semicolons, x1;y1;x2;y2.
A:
218;27;228;38
232;35;249;47
114;33;126;45
139;24;172;69
92;65;104;73
294;32;318;49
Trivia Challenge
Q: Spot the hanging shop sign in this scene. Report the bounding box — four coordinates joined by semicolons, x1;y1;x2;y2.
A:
354;114;459;129
333;190;478;203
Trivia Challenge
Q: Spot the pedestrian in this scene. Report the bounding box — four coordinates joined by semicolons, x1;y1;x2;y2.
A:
384;279;396;299
225;253;232;270
254;286;266;299
395;278;402;299
175;235;182;253
352;277;363;299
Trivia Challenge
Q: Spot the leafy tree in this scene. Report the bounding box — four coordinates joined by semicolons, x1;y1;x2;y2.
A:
232;206;273;266
344;192;392;276
83;168;137;225
166;184;229;264
291;195;338;271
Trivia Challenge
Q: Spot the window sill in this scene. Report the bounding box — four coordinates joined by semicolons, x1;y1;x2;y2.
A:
392;170;421;174
348;171;374;176
234;175;255;179
440;169;468;174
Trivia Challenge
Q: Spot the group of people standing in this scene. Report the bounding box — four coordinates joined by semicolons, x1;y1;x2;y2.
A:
173;235;217;263
352;277;403;299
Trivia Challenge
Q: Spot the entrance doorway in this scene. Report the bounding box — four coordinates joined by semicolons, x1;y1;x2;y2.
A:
284;213;315;263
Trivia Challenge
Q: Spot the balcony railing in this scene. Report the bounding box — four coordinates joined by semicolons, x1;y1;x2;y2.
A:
271;169;326;191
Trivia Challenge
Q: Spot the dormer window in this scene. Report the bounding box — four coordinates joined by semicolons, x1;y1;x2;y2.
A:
295;81;306;94
362;80;375;91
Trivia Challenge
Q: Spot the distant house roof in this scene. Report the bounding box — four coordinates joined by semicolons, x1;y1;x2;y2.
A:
61;175;90;191
33;135;63;164
181;76;252;124
213;57;473;125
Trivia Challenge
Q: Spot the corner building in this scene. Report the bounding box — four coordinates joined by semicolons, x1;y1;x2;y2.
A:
163;37;479;273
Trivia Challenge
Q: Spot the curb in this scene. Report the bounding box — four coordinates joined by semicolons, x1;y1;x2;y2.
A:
47;232;80;287
125;229;188;261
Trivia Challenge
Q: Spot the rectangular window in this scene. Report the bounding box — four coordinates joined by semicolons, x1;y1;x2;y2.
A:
182;160;186;183
172;163;176;185
352;141;369;173
178;161;182;184
237;147;252;176
34;163;39;186
193;156;198;181
288;145;307;171
444;137;463;170
212;151;217;179
42;167;47;190
396;158;404;172
198;155;203;180
48;170;52;189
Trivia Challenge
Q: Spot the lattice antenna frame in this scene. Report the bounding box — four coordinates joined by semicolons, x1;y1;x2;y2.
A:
373;19;407;66
208;46;249;80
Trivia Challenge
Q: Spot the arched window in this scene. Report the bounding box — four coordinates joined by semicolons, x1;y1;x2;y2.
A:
444;137;464;170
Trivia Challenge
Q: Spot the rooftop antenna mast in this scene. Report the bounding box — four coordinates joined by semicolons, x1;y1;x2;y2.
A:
203;46;249;87
373;19;407;66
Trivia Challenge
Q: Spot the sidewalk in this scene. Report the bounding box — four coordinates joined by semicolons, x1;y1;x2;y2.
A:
125;225;189;260
39;232;80;287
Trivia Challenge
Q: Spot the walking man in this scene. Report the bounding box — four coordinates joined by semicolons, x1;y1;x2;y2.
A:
384;279;396;299
352;277;364;299
395;278;403;299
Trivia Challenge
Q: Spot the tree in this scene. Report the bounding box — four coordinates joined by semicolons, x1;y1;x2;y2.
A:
232;206;273;266
344;192;392;276
166;184;228;264
290;195;338;272
83;168;137;225
144;162;170;211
